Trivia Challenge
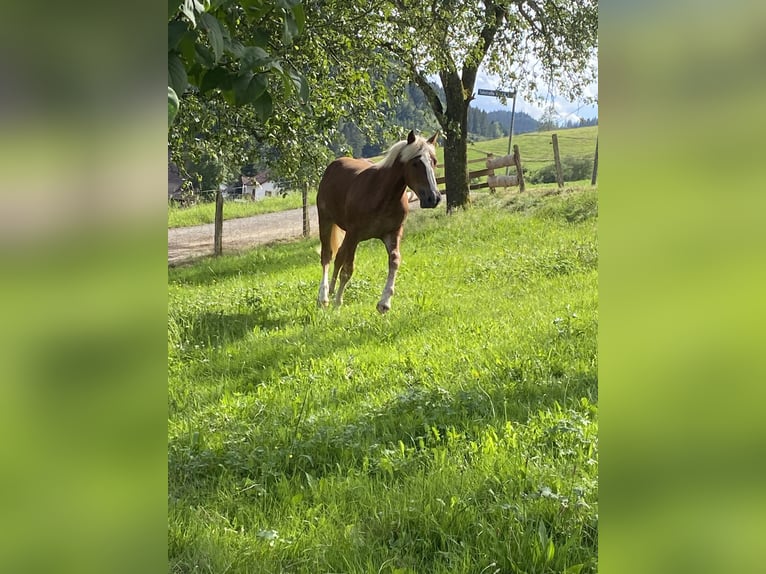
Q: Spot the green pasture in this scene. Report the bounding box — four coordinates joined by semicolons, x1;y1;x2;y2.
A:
466;126;598;170
168;186;598;573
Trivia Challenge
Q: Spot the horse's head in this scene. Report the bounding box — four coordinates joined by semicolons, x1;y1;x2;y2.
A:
402;130;441;209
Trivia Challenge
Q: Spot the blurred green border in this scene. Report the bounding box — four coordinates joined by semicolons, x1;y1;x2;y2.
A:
600;2;766;573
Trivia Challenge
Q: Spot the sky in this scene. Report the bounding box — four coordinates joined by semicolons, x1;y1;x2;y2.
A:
469;68;599;123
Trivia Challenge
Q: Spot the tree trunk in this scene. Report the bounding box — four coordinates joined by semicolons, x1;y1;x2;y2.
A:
444;131;469;211
442;73;471;211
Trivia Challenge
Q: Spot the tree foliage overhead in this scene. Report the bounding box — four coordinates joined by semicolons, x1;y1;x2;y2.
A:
167;1;598;204
369;0;598;208
168;0;409;191
168;0;308;121
167;0;316;190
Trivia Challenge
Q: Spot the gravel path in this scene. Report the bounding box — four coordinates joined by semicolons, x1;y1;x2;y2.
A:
168;207;319;266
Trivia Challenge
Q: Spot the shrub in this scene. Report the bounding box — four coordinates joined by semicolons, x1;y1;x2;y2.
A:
530;157;592;184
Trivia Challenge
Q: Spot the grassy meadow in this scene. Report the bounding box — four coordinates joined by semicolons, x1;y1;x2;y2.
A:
465;126;598;173
168;187;598;573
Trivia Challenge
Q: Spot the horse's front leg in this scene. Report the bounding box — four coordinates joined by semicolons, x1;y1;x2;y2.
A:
377;229;402;314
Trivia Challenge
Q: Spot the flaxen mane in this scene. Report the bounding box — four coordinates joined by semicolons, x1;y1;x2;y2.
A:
375;136;435;169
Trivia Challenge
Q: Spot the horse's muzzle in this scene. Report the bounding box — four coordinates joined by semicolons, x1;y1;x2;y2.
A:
419;191;441;209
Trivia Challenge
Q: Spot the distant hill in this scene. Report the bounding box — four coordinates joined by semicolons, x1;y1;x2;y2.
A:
467;108;540;139
333;81;597;157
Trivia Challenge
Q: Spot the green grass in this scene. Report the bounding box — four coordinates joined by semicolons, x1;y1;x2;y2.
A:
168;186;598;573
168;193;317;228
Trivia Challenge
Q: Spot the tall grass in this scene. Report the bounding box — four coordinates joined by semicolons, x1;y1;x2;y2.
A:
168;187;598;573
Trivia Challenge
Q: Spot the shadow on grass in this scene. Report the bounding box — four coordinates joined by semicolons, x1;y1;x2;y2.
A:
169;355;597;492
178;311;287;348
169;239;319;287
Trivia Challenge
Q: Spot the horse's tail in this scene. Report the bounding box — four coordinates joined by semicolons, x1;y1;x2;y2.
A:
330;224;346;257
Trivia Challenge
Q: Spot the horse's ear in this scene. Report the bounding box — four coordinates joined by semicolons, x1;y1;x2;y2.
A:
427;131;440;146
407;130;416;145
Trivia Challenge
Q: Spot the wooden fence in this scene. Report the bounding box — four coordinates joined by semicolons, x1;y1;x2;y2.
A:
433;144;526;197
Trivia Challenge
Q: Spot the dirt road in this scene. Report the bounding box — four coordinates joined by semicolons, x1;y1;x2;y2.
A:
168;207;319;266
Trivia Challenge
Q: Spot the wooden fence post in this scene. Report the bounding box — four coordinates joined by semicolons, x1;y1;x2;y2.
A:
302;183;310;237
214;188;223;256
551;133;564;189
591;137;598;185
486;153;495;193
513;144;525;192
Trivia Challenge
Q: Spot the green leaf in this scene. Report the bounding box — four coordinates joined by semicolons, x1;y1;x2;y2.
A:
537;520;548;546
283;69;308;103
252;28;270;48
221;89;236;106
168;86;179;127
168;52;188;96
268;60;284;75
178;31;197;63
168;20;188;51
225;38;245;59
294;71;309;102
200;67;230;93
199;13;225;63
241;46;270;69
291;4;306;33
233;72;267;106
194;43;216;68
282;15;299;45
545;537;555;562
252;91;273;120
168;0;181;20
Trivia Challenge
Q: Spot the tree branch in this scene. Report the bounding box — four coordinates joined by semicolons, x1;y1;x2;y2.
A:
411;67;447;129
462;1;506;93
518;1;547;37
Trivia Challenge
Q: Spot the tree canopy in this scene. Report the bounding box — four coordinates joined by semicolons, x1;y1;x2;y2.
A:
369;0;598;208
168;1;598;205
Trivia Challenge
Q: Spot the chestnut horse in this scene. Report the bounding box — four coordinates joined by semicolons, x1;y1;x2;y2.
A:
316;130;441;313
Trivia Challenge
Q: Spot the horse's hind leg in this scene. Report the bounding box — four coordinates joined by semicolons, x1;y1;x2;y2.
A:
377;229;402;313
333;235;358;307
317;219;335;307
318;220;346;308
